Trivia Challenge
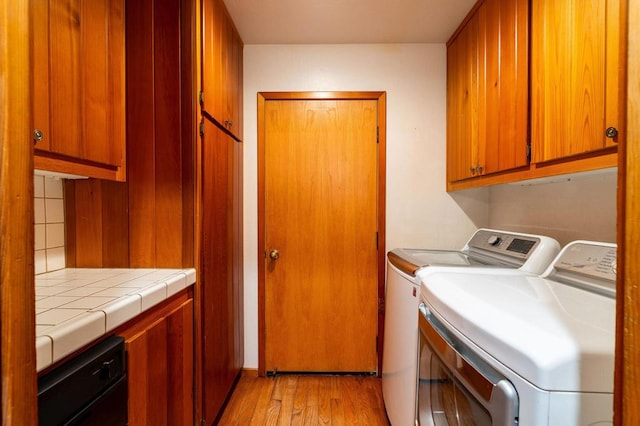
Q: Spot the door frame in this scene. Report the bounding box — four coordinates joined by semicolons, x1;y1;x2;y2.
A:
257;91;387;376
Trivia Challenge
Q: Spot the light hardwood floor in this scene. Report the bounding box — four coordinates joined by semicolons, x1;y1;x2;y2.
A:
217;374;390;425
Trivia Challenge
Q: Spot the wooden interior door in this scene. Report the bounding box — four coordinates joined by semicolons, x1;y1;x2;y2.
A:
261;96;380;373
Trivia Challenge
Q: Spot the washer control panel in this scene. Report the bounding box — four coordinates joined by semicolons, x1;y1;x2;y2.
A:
467;230;540;260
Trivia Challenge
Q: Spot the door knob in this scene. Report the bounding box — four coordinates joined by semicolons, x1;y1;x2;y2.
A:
269;250;280;260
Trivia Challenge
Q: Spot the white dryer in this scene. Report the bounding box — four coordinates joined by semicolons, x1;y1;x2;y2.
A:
417;241;617;425
382;229;560;426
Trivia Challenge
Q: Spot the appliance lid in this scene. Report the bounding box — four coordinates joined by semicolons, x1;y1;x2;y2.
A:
388;229;560;277
387;248;489;276
421;270;615;393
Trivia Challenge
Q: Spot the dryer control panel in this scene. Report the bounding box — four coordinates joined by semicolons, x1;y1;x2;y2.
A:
551;241;617;297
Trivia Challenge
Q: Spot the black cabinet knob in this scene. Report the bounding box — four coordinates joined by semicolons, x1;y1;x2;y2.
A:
605;127;618;139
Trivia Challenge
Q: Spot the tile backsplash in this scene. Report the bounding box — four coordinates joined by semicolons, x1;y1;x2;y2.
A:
34;174;66;274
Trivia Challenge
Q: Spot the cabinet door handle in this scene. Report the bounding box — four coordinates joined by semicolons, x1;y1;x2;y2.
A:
470;167;476;176
605;127;618;140
476;165;483;174
33;129;44;144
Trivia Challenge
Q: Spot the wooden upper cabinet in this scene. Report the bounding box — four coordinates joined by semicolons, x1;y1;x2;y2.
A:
531;0;623;163
483;0;529;174
202;0;243;140
31;0;126;181
446;7;481;183
446;0;529;184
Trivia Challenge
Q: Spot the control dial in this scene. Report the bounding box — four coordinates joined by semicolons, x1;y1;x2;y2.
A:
487;235;502;246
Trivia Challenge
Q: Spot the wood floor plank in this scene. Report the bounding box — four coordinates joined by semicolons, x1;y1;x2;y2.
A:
218;375;390;425
276;376;298;426
318;377;332;425
290;376;311;425
250;377;278;423
265;399;282;425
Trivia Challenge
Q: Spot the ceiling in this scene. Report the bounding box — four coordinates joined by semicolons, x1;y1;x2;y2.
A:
222;0;477;44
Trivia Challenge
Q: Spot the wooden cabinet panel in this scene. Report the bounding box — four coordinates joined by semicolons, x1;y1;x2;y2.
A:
31;0;126;180
202;0;243;140
125;298;194;426
201;119;243;423
446;8;481;182
483;0;529;174
446;0;529;184
531;0;623;163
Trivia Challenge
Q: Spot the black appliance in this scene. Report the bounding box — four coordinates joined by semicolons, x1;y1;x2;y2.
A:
38;335;127;425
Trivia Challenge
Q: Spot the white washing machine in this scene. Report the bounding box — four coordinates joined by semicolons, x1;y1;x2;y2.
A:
417;240;617;425
382;229;560;426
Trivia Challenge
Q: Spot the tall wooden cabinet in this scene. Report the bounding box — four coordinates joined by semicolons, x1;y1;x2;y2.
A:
31;0;126;181
202;0;244;140
531;0;624;163
446;0;529;184
200;0;244;422
201;119;244;424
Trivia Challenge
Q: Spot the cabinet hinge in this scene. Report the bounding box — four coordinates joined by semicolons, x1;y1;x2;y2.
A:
201;418;206;426
199;119;205;137
376;126;379;144
375;231;379;249
526;143;531;161
199;91;205;106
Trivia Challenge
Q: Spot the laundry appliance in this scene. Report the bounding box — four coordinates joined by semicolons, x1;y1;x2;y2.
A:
382;229;560;425
417;240;617;425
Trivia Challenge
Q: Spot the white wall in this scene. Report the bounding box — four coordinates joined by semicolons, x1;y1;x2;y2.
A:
488;168;617;246
242;44;488;368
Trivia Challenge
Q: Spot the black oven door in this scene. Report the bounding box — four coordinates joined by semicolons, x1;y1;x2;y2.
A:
417;303;518;426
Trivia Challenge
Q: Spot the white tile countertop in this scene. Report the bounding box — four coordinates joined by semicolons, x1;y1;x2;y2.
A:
35;268;196;372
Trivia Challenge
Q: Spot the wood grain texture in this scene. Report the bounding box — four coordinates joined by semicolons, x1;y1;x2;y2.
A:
65;179;129;268
446;7;480;182
167;299;194;426
32;0;126;178
482;0;529;174
1;0;38;423
201;0;243;140
531;0;621;163
258;92;386;377
127;0;157;267
123;297;194;426
73;179;105;267
446;0;528;183
201;119;242;423
153;0;184;267
263;99;378;373
217;375;389;425
618;0;638;423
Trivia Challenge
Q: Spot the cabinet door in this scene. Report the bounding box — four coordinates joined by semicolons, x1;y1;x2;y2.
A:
201;0;243;140
446;0;529;184
201;119;242;423
446;8;482;183
32;0;125;177
483;0;529;174
202;0;226;124
531;0;622;163
126;299;194;426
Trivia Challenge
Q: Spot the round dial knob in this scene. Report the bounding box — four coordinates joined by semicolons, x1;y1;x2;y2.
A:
487;235;502;246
